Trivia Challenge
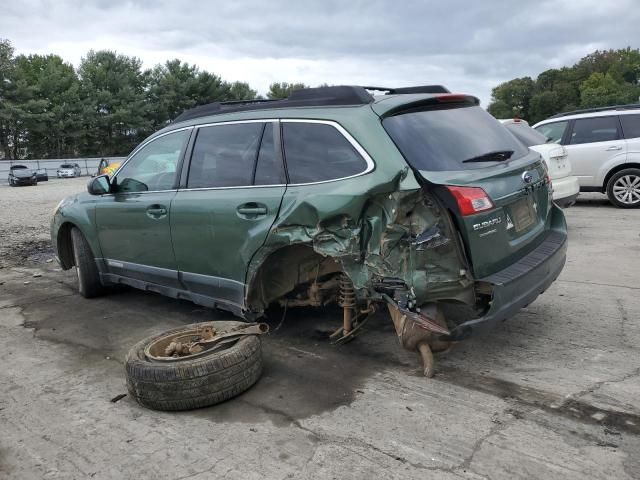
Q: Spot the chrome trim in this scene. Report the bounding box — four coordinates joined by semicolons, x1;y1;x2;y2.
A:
104;258;245;287
195;118;279;129
180;184;285;192
177;118;375;191
100;189;177;197
180;269;245;287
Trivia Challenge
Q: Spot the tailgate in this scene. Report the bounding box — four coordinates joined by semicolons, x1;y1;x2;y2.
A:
422;156;553;278
381;101;554;278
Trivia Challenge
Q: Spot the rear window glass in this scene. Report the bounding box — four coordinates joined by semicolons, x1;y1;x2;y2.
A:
505;123;548;147
383;106;528;171
254;123;285;185
282;122;368;184
188;123;263;188
620;114;640;139
535;121;568;144
569;116;620;144
60;164;73;168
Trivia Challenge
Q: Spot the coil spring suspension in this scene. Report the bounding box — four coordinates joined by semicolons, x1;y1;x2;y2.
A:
338;274;356;334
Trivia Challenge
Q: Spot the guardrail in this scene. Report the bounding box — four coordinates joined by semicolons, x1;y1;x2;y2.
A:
0;157;126;179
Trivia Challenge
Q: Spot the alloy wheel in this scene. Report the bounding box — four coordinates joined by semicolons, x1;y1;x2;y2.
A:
612;174;640;205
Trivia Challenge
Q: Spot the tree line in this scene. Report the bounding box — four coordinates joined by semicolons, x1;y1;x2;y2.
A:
488;48;640;124
0;39;309;159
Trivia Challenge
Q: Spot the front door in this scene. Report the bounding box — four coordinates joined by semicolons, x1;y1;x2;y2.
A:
95;128;192;287
170;121;286;310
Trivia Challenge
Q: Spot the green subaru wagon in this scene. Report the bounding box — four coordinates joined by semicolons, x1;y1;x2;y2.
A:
51;85;567;373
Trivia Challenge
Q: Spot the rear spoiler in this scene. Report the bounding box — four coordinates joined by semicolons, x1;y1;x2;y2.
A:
380;94;480;118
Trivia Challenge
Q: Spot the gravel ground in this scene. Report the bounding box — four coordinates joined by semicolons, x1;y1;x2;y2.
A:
0;177;87;267
1;183;639;479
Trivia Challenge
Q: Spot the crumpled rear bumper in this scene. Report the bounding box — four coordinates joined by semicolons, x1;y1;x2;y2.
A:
449;207;568;340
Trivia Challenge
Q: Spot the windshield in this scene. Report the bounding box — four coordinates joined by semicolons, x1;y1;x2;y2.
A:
505;123;548;147
12;165;27;169
383;105;528;171
60;164;73;168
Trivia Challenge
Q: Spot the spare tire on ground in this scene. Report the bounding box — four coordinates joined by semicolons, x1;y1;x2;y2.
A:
125;321;264;411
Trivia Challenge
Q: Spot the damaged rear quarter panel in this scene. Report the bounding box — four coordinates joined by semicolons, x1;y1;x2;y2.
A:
245;108;474;311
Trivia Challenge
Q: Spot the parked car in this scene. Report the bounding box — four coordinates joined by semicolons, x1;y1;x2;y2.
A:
35;168;49;181
499;119;579;207
8;165;38;186
97;158;122;177
57;163;82;178
533;104;640;208
52;85;567;388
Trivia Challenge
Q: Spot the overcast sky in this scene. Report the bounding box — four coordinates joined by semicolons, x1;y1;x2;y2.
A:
2;0;639;105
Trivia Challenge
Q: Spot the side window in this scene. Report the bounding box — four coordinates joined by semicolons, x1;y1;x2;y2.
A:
534;121;568;144
113;129;191;193
282;122;368;184
188;123;263;188
569;117;620;145
620;114;640;139
254;123;285;185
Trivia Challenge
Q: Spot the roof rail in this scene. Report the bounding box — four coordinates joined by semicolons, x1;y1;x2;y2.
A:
172;84;452;123
172;85;374;123
548;103;640;119
363;85;450;94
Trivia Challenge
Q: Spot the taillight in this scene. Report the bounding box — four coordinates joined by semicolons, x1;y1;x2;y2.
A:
446;186;495;216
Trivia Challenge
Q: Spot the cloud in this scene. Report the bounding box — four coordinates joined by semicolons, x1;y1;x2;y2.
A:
1;0;639;105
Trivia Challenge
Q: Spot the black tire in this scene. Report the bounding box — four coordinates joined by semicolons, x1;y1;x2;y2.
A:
606;168;640;208
125;321;263;411
70;227;105;298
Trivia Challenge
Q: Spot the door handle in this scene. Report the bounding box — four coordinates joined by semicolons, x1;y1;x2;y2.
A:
606;146;622;151
146;205;168;218
237;203;268;217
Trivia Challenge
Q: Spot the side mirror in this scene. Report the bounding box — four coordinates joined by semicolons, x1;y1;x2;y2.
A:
88;175;110;195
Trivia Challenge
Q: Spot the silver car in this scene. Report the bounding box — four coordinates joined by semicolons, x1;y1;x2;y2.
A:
57;163;82;178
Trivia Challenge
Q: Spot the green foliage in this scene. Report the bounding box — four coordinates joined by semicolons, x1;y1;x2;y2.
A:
0;39;265;158
488;48;640;124
267;82;308;99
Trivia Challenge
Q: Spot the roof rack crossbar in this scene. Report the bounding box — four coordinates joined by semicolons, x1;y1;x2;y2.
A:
548;103;640;119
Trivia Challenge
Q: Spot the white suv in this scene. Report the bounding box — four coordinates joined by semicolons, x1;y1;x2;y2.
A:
500;119;580;207
533;106;640;208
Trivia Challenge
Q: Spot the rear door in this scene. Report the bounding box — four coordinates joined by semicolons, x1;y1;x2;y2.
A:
382;104;552;278
561;116;626;187
170;120;286;309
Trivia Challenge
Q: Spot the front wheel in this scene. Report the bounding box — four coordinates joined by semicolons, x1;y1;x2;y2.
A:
606;168;640;208
70;227;105;298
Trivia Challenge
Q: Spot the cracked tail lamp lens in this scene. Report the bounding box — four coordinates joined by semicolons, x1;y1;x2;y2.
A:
446;186;494;216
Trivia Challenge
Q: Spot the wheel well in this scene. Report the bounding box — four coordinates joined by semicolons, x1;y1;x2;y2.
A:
245;244;342;312
602;163;640;192
56;222;76;270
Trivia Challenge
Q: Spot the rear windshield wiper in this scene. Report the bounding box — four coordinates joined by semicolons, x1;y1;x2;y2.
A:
462;150;514;163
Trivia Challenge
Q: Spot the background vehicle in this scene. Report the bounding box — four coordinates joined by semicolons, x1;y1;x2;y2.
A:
57;163;82;178
500;119;579;207
97;158;121;176
533;105;640;208
35;168;49;181
52;85;567;377
8;165;38;186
